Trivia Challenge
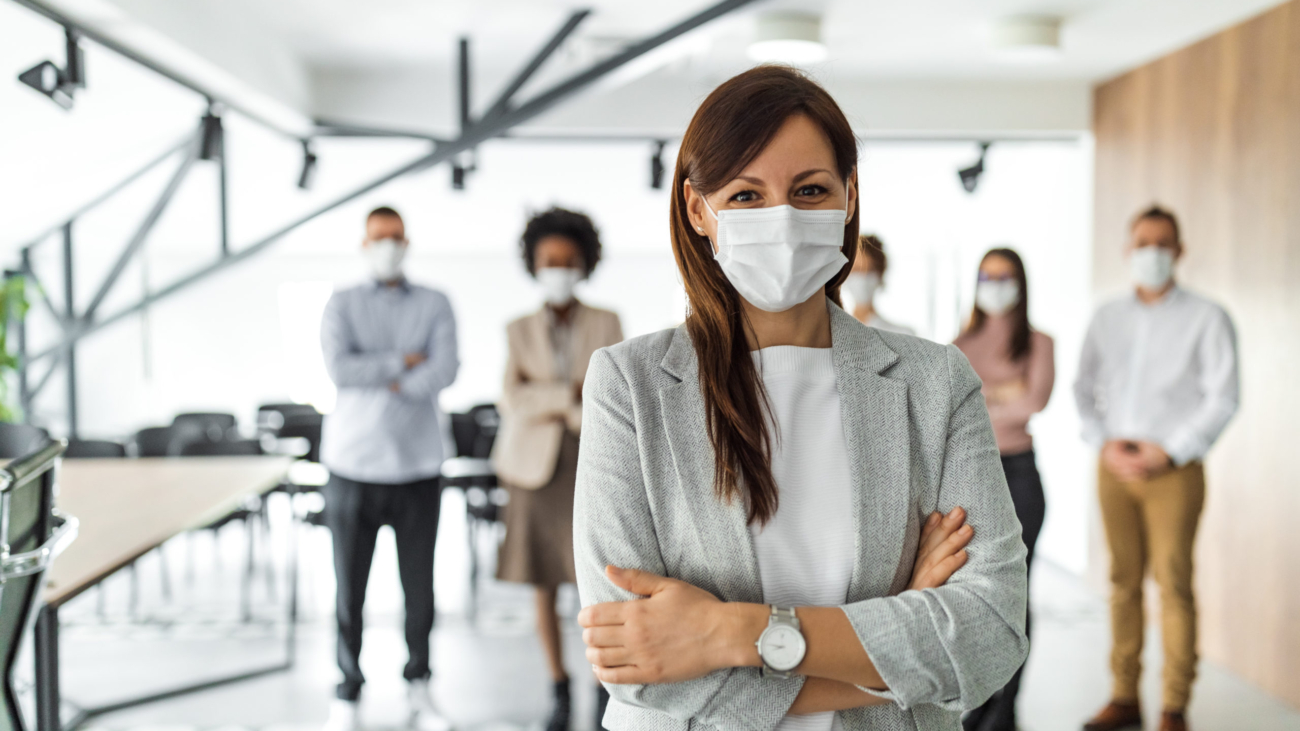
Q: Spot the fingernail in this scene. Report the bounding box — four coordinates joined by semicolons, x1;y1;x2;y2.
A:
961;525;973;536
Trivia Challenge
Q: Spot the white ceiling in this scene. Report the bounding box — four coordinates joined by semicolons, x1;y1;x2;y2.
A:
195;0;1283;80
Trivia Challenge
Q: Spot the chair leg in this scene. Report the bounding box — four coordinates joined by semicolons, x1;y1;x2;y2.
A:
466;513;478;624
96;584;106;621
261;500;277;603
242;517;254;622
157;545;173;602
129;562;140;621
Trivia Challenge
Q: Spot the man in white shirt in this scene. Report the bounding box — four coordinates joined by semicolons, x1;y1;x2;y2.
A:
319;206;458;731
1074;206;1239;731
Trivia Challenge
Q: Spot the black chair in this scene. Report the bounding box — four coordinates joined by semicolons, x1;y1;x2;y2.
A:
64;439;127;459
0;440;72;731
440;403;504;622
256;403;319;436
275;412;323;464
0;424;50;459
171;412;238;442
177;439;263;457
132;424;204;458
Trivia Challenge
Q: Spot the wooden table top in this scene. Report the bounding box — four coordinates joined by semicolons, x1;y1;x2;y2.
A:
44;456;293;607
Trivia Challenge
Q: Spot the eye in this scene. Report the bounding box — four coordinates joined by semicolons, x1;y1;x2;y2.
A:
796;184;828;197
729;189;759;203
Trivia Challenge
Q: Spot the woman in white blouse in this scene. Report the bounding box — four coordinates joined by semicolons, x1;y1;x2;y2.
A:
573;66;1028;731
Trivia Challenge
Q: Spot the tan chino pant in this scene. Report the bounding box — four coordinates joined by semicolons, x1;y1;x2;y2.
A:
1098;459;1205;711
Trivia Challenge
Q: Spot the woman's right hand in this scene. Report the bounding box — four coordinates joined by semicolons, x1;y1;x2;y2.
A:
908;507;973;590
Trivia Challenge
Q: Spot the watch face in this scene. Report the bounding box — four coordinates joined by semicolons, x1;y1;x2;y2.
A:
760;624;806;672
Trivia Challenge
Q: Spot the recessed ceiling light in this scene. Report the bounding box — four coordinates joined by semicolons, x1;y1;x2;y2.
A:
748;13;827;65
991;15;1063;63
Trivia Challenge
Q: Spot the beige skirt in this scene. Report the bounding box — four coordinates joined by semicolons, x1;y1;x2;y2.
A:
496;431;579;589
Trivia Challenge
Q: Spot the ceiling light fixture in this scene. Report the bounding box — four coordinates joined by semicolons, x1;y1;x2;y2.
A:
17;28;84;110
199;111;224;161
748;13;827;66
297;139;318;190
991;15;1063;63
650;140;667;190
958;142;991;194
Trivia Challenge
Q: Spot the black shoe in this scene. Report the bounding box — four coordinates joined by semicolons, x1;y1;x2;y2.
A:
546;678;571;731
596;684;610;730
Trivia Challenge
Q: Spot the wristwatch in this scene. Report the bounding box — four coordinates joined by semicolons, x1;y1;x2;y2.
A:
755;606;806;678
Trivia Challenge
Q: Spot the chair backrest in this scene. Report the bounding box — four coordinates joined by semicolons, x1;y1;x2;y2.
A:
64;439;126;459
0;440;68;731
171;412;237;442
177;439;263;457
276;412;323;463
0;425;50;460
449;413;478;459
256;403;319;435
469;403;499;458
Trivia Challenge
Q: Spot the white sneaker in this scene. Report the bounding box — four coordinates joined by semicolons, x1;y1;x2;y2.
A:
323;699;361;731
407;679;452;731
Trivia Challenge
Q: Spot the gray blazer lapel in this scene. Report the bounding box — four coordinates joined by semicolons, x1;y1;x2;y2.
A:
658;327;765;603
830;306;913;598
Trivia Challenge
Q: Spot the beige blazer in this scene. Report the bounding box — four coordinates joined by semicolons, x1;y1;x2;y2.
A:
491;301;623;489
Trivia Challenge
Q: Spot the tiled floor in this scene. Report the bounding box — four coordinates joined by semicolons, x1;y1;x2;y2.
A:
16;490;1300;731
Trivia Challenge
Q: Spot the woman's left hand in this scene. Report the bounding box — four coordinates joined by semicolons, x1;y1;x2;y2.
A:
579;566;744;685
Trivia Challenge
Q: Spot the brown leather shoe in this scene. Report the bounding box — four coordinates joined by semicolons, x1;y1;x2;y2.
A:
1082;701;1142;731
1160;710;1188;731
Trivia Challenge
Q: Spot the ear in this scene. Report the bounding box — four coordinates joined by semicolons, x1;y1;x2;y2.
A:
683;179;716;251
845;166;859;223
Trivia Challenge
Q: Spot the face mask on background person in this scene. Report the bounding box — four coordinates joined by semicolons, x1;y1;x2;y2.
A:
1129;245;1175;290
366;238;407;281
536;267;584;306
843;272;880;306
975;280;1021;316
705;200;848;313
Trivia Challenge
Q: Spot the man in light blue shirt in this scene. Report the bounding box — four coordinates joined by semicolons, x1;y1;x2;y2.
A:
319;206;457;731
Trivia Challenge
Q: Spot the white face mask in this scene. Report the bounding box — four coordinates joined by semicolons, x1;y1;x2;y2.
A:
365;238;407;281
975;280;1020;316
1130;246;1175;290
705;200;848;313
843;272;880;306
536;267;583;306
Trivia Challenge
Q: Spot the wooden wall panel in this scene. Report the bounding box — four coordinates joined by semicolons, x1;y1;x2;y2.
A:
1092;1;1300;708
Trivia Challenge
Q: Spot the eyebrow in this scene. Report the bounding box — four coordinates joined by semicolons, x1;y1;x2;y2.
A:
732;169;836;186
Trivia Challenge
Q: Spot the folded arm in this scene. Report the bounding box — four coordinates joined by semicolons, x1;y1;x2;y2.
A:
987;334;1055;426
1160;309;1239;465
320;294;404;388
396;298;460;399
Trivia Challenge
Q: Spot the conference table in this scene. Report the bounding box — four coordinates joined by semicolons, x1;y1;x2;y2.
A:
33;455;295;731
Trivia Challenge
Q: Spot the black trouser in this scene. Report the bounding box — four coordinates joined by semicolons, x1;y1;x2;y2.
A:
325;473;442;701
964;450;1046;731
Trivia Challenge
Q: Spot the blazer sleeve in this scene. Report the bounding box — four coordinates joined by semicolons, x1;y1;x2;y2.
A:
841;345;1029;712
499;322;573;421
574;349;804;730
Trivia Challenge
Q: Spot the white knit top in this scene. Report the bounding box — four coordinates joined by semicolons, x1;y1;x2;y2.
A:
751;346;855;731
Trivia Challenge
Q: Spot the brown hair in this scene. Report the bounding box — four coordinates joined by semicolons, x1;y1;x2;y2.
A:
367;205;403;222
1130;204;1181;244
670;65;860;525
859;234;888;278
965;247;1033;361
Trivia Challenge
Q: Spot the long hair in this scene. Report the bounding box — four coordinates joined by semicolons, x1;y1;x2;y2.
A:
669;65;860;525
966;247;1032;361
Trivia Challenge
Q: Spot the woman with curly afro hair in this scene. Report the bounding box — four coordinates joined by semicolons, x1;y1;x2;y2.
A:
491;206;624;731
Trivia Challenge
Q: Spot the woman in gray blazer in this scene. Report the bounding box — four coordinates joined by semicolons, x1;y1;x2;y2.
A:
574;67;1028;731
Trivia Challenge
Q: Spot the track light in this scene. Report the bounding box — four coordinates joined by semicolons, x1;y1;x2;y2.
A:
451;149;477;191
958;142;991;194
298;140;318;190
199;111;224;161
650;140;667;190
17;28;84;110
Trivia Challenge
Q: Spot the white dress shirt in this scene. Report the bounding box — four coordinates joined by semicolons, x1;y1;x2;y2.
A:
750;345;855;731
320;280;459;483
1073;285;1238;466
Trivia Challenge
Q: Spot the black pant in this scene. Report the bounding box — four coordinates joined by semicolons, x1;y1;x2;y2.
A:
325;473;442;701
964;450;1046;731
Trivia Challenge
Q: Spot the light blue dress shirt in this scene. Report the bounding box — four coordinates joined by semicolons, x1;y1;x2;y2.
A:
319;279;459;484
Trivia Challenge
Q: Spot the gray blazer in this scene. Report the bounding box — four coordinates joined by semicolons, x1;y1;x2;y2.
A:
574;304;1029;731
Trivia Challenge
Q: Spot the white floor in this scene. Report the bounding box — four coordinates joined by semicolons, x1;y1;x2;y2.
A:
16;489;1300;731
